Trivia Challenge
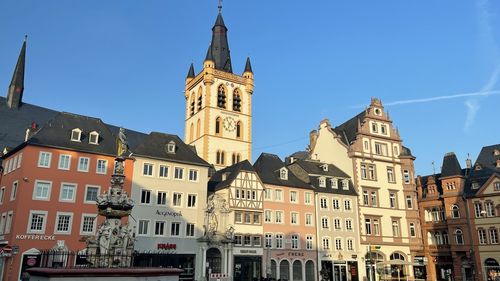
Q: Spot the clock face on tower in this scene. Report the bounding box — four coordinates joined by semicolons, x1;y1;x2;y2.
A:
223;116;236;132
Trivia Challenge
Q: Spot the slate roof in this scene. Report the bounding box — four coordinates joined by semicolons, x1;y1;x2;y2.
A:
0;97;58;153
419;173;443;198
464;144;500;197
253;153;313;189
132;132;210;167
291;159;357;196
208;12;233;73
333;111;365;146
440;152;463;178
208;160;255;192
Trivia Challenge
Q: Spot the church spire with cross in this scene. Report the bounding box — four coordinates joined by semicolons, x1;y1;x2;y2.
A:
207;0;233;73
7;36;27;109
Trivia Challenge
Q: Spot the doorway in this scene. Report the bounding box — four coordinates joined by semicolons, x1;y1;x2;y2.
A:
206;248;222;274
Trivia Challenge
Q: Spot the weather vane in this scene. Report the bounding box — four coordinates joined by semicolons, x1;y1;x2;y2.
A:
218;0;222;13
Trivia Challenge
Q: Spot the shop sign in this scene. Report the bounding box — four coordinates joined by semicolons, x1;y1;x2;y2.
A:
235;248;262;255
155;210;182;218
239;249;257;254
16;234;56;241
157;243;177;250
287;252;305;257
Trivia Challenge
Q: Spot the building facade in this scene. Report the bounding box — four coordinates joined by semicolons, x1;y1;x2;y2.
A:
254;153;317;281
309;99;421;281
184;10;254;170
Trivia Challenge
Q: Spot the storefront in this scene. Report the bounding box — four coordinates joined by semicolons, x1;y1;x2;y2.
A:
413;256;427;281
484;258;500;281
233;247;262;281
321;253;359;281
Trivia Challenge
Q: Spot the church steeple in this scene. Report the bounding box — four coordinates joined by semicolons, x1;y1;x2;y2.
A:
208;9;232;73
7;36;27;109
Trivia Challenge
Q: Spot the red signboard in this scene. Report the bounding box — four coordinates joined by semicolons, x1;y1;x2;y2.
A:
157;243;176;250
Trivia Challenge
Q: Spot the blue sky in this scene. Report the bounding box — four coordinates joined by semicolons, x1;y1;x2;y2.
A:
1;1;499;175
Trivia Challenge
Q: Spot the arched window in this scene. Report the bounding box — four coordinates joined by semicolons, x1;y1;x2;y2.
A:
215;117;221;135
233;89;241;111
197;88;203;111
434;231;443;245
236;121;242;139
196;119;201;138
221;151;225;165
451;204;460;218
236;153;241;163
217;85;226;108
455;229;464;245
389;252;407;277
216;151;222;165
270;260;277;279
443;231;449;245
279;260;290;280
305;260;315;281
190;93;195;116
189;123;194;142
232;153;237;165
293;260;302;281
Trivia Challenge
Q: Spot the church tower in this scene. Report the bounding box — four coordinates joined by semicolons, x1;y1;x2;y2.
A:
184;7;254;169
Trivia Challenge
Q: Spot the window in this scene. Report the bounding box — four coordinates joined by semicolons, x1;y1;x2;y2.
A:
365;219;372;235
495;182;500;191
403;170;411;184
0;187;4;204
234;212;242;223
409;223;416;237
306;235;313;250
392;220;400;237
58;154;71;170
374;142;388;156
71;129;82;141
245;213;251;224
60;183;76;202
387;167;395;183
186;223;195;237
159;165;169;178
171;222;180;236
236;121;242;139
173;193;182;207
166;141;176;153
335;238;342;250
344;199;352;211
234;235;242;245
370;191;378;207
451;205;460;218
346;239;354;251
291;234;299;249
363;191;369;205
28;211;47;233
253;236;261;247
275;189;283;201
233;90;241;111
380;124;387;135
305;192;312;204
34;181;51;200
319;177;326;187
154;221;165;236
265;210;272;223
275;211;283;224
96;159;107;174
187;194;197;207
330;178;338;189
332;199;340;210
0;213;7;234
305;214;313;226
141;189;151;204
478;229;487;244
77;157;90;172
334;218;341;230
474;202;484;218
485;201;495;217
275;234;284;249
455;229;464;245
265;233;273;248
346;219;353;231
138;220;149;235
490;229;498;244
374;219;380;235
290;191;297;203
342;179;349;190
291;212;299;225
361;163;376;180
55;213;72;233
10;181;18;201
371;122;378;133
217;85;226;108
321;217;329;229
38;152;52;168
85;186;100;203
174;167;184;180
322;237;330;250
143;163;153;176
232;153;241;164
215;117;221;135
81;215;96;234
243;235;251;246
189;169;198;181
264;189;272;200
320;197;328;209
406;196;413;209
389;192;397;208
89;131;99;144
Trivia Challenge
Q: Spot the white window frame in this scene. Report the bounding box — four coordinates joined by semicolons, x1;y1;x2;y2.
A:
174;167;184;180
96;159;108;174
305;213;313;226
27;210;48;234
140;189;152;205
186;223;196;237
306;235;314;250
33;180;52;201
275;210;283;224
187;194;197;208
264;188;272;200
290;191;298;203
77;157;90;172
274;189;283;201
10;181;18;201
188;169;199;182
58;154;71;170
38;151;52;168
80;213;97;235
88;131;99;145
84;185;101;204
154;220;166;237
172;192;183;207
59;182;77;203
71;128;82;142
170;222;181;237
305;192;312;205
157;191;168;206
291;212;299;225
159;165;169;178
54;212;74;235
143;163;154;176
5;211;13;234
0;187;5;204
137;219;150;236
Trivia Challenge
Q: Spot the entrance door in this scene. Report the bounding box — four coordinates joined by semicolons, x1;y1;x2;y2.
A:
333;264;347;281
206;248;222;274
234;256;262;281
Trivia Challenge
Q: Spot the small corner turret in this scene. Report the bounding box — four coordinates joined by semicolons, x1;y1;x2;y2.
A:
243;57;254;94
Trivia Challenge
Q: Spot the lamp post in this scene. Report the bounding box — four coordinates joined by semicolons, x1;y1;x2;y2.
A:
266;244;272;279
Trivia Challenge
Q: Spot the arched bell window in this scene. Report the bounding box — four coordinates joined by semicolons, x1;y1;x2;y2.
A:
190;93;195;116
217;85;226;108
197;88;203;111
233;89;241;112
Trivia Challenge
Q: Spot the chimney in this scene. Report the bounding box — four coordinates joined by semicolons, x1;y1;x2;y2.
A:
465;153;472;169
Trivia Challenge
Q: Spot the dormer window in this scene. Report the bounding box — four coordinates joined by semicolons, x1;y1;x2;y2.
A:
319;177;326;188
494;149;500;156
280;168;288;180
472;182;480;189
166;141;176;154
331;178;338;189
496;159;500;168
342;179;349;190
321;164;328;172
71;128;82;142
475;163;482;171
89;131;99;145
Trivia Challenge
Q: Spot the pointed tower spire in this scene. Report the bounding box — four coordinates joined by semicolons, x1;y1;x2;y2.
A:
187;63;195;79
244;57;253;73
205;45;214;62
208;7;232;73
7;36;27;109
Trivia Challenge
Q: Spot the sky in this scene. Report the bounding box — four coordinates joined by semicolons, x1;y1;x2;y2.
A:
0;1;499;176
